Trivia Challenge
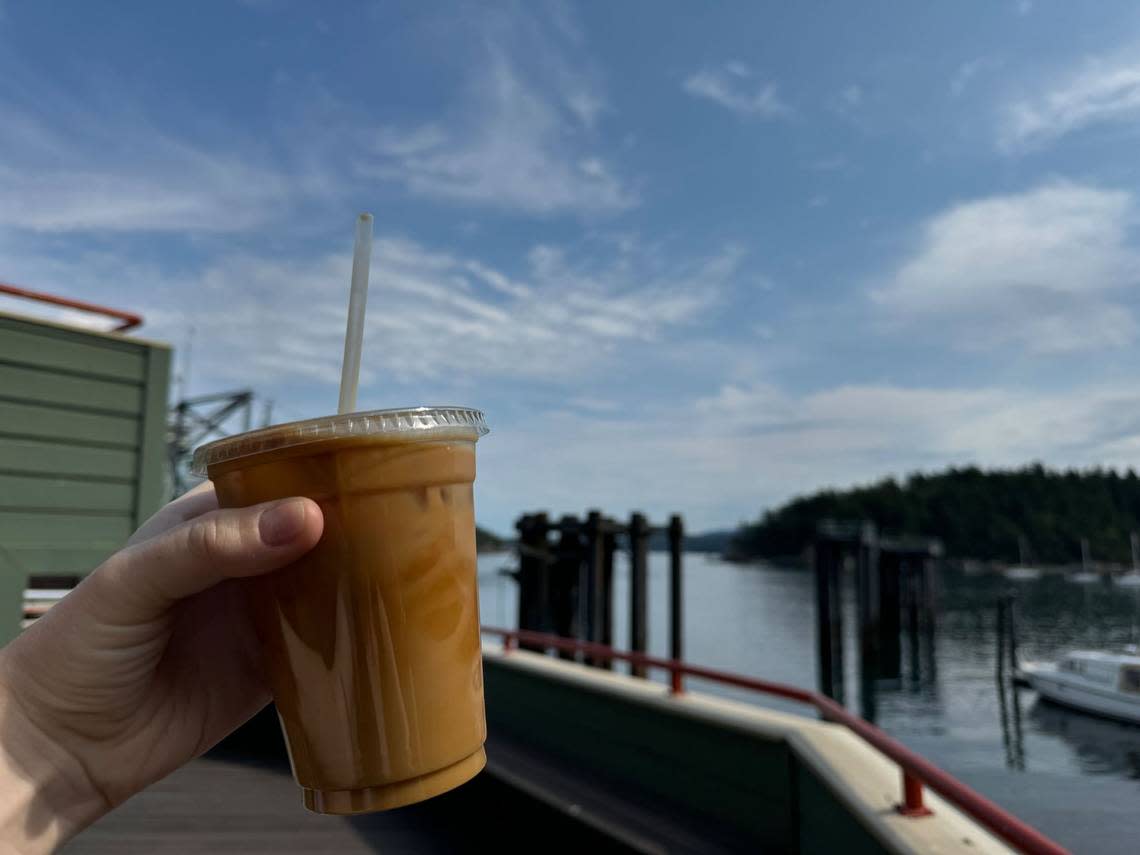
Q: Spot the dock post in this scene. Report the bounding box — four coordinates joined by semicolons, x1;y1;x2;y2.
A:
921;550;938;636
878;548;903;680
1006;594;1020;673
995;597;1007;681
515;513;549;652
668;514;685;692
856;522;880;677
856;523;880;723
601;526;616;655
514;513;530;635
814;534;844;699
919;548;939;683
585;510;605;666
553;515;581;660
903;558;921;684
629;512;650;678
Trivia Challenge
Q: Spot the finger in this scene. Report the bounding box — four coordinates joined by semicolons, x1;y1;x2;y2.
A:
127;482;220;547
98;497;323;619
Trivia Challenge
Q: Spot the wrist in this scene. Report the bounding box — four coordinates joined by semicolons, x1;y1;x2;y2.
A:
0;660;109;854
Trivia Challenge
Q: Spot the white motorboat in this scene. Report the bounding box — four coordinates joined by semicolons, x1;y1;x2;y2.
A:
1022;650;1140;725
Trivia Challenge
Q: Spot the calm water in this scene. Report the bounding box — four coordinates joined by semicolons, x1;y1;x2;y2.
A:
478;552;1140;854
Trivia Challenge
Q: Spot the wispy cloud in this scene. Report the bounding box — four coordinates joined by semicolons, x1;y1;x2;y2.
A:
566;90;606;129
357;7;632;215
950;57;999;98
1002;58;1140;149
807;154;848;171
682;62;790;118
3;230;743;399
2;3;633;228
693;381;1140;477
830;83;863;116
871;181;1138;353
0;91;294;233
359;87;633;214
485;379;1140;529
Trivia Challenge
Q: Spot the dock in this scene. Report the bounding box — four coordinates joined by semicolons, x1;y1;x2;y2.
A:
0;311;1065;854
61;638;1062;854
66;738;636;854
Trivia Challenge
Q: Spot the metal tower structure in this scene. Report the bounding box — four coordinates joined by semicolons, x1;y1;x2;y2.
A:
168;390;263;496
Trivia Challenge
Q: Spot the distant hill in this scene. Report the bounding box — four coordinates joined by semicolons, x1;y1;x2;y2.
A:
728;464;1140;564
647;528;735;554
478;523;730;555
476;526;511;553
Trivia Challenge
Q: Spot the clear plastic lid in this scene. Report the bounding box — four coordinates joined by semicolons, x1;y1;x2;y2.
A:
191;406;488;475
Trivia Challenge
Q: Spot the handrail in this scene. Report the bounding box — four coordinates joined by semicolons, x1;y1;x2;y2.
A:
481;625;1069;855
0;282;142;332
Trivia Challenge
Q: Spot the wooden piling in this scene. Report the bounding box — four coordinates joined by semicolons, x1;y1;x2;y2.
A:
996;597;1007;681
903;558;921;683
629;512;650;678
514;513;531;634
515;513;549;652
878;549;903;680
1005;595;1020;673
668;514;684;691
919;550;939;683
584;510;605;666
552;515;581;660
856;522;880;680
904;558;920;642
814;536;844;699
601;528;616;652
920;553;938;637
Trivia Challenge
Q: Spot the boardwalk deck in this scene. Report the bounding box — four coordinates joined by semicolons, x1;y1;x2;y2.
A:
64;740;632;854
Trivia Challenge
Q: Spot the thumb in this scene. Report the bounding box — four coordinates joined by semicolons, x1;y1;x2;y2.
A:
94;498;323;619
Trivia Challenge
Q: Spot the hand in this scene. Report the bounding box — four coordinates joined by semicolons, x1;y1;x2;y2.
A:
0;483;323;853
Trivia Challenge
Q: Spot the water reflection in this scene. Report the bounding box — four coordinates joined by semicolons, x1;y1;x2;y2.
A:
476;551;1140;832
1029;700;1140;778
996;681;1026;771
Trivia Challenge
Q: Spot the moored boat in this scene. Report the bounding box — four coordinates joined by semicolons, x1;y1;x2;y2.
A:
1004;535;1042;580
1114;532;1140;588
1004;565;1042;581
1023;650;1140;725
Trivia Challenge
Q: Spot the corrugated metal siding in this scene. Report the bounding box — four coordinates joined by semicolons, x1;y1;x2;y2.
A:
0;312;171;641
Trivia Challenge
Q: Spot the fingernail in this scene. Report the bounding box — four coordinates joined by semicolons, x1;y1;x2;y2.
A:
259;499;308;546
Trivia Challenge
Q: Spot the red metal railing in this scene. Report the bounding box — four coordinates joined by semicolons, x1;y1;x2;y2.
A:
0;282;142;332
481;626;1068;855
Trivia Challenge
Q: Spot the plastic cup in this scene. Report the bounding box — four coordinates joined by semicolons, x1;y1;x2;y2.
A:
191;407;489;814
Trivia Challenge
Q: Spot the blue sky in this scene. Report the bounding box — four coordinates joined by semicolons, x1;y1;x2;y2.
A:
5;1;1140;533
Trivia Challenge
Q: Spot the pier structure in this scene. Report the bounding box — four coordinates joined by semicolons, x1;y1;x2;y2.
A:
813;521;942;712
514;510;684;684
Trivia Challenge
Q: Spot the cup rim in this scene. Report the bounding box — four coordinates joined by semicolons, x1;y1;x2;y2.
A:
190;406;488;475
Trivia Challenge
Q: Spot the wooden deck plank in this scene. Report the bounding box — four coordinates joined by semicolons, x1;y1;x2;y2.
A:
64;756;382;854
63;724;639;853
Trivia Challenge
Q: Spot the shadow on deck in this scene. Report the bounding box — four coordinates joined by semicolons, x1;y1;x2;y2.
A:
64;707;639;855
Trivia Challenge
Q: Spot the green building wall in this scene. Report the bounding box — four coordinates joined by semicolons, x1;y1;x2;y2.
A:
0;311;171;644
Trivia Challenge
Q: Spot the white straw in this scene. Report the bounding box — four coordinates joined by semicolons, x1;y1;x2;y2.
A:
337;213;373;415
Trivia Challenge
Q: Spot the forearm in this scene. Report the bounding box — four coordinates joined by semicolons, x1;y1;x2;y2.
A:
0;665;109;854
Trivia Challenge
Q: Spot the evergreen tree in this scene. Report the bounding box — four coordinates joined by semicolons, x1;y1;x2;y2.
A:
729;464;1140;563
